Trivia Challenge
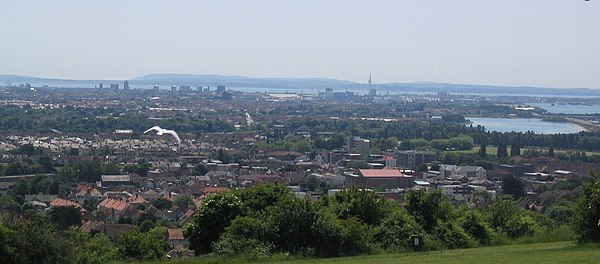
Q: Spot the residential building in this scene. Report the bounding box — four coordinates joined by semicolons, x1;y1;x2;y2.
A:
394;150;437;169
345;169;414;189
348;136;370;154
439;165;487;180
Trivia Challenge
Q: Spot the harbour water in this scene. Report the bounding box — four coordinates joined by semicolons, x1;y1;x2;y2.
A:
528;103;600;115
468;117;586;134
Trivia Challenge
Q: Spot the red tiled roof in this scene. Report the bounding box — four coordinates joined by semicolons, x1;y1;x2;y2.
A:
359;169;404;178
99;198;128;211
50;198;81;208
128;194;148;204
200;186;230;193
168;228;185;240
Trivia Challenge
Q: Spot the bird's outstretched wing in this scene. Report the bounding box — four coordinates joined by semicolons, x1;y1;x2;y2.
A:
144;126;162;134
163;129;182;143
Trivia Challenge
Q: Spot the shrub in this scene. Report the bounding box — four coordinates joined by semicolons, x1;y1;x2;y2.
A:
374;210;423;250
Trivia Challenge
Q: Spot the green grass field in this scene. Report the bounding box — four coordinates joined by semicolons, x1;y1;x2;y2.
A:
137;242;600;264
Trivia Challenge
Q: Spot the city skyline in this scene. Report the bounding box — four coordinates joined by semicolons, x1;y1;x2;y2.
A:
1;1;599;88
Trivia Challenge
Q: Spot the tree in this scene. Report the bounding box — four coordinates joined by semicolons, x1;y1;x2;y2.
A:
152;199;173;211
548;147;555;157
347;160;369;169
459;210;493;245
0;224;14;264
497;144;508;158
193;164;208;175
510;143;521;157
573;175;600;242
237;183;293;214
184;192;243;254
417;163;429;172
174;195;194;210
49;206;82;229
478;143;487;158
2;220;74;264
5;162;25;176
216;149;233;163
406;190;454;232
38;155;55;173
116;229;166;260
328;187;389;226
430;139;450;151
374;209;423;249
295;140;312;153
487;196;539;238
502;176;525;199
16;144;36;155
70;232;118;264
300;175;332;193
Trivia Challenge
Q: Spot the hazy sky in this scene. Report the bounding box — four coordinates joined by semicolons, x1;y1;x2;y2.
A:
1;1;599;88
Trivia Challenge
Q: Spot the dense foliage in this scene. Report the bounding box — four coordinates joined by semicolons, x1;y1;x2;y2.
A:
183;184;576;258
573;175;600;242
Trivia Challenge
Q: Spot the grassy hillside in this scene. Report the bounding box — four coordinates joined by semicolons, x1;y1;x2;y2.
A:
132;241;599;264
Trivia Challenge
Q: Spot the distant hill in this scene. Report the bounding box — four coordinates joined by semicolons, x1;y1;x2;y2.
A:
1;74;600;96
131;73;355;89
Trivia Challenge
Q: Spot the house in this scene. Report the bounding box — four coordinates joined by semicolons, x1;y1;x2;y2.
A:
50;198;81;208
168;229;189;249
101;175;131;187
394;150;436;169
142;189;163;201
554;170;574;178
382;156;397;168
269;151;303;161
439;165;486;180
178;209;195;227
97;197;141;222
81;221;134;239
25;194;58;204
75;185;103;204
440;184;475;203
199;186;230;196
348;137;370;154
128;193;149;209
345;169;414;189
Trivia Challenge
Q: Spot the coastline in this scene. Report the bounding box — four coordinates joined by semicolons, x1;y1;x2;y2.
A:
566;118;600;132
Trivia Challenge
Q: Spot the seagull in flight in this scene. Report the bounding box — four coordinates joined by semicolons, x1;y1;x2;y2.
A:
143;126;181;143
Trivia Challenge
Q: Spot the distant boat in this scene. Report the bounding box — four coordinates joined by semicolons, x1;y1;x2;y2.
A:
551;103;555;106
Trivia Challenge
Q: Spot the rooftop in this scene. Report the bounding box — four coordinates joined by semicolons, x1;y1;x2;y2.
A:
358;169;405;178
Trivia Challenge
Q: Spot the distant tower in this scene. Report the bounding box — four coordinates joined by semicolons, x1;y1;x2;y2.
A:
124;80;130;90
368;72;376;97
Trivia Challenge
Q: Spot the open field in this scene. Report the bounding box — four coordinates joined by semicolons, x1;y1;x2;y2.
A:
133;242;600;264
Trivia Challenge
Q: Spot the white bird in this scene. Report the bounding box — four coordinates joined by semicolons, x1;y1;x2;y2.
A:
143;126;181;143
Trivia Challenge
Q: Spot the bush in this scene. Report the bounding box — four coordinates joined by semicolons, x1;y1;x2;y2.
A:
504;215;541;239
432;222;476;249
460;210;494;246
573;175;600;242
374;210;423;250
116;229;166;260
212;234;273;259
184;192;243;255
